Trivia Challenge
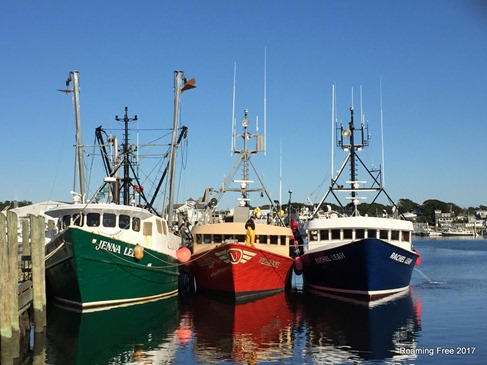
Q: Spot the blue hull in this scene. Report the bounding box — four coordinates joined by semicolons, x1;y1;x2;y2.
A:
301;238;418;299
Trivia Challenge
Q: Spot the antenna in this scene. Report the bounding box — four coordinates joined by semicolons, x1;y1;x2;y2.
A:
263;47;267;155
360;85;363;126
279;138;282;205
331;83;335;181
380;78;385;188
231;62;237;155
351;87;354;110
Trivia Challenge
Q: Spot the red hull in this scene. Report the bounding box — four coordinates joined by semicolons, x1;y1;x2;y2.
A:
190;243;294;299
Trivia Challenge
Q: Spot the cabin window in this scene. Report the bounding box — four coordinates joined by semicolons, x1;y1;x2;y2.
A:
320;230;329;240
368;229;377;238
270;235;278;245
143;222;153;245
132;217;141;232
161;221;167;235
62;215;71;229
214;234;223;243
280;235;287;246
258;235;268;244
355;229;365;239
195;234;202;244
402;231;410;242
343;229;353;239
156;219;163;234
73;213;83;226
237;235;245;243
391;230;400;241
87;213;100;227
103;213;116;228
119;214;130;229
331;229;341;240
202;234;211;244
310;230;318;241
224;235;235;242
143;222;152;236
380;230;389;240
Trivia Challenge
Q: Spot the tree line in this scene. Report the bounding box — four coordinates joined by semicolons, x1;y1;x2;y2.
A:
0;200;33;211
3;199;486;227
287;198;487;226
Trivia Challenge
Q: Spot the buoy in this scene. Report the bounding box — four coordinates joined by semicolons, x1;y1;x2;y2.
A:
134;244;144;260
177;247;191;263
294;256;303;275
414;249;421;266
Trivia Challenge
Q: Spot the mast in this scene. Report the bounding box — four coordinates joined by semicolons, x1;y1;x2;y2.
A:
115;106;137;205
349;107;357;198
65;71;86;202
167;70;195;228
263;47;267;155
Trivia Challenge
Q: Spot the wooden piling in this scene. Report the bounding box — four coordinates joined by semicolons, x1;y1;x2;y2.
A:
0;213;9;339
1;212;47;362
22;219;30;257
30;215;47;331
7;211;20;341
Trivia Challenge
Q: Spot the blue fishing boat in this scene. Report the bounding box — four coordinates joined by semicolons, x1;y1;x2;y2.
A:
301;90;420;300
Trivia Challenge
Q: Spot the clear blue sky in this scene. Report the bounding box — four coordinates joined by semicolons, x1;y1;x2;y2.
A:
1;1;486;210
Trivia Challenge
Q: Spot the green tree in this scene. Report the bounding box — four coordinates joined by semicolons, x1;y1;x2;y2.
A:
398;198;420;214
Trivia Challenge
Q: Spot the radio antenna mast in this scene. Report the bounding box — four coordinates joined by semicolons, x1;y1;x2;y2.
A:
231;62;237;155
263;47;267;155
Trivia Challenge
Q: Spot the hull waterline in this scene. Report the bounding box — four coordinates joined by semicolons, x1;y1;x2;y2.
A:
301;238;418;300
45;227;180;310
190;243;294;300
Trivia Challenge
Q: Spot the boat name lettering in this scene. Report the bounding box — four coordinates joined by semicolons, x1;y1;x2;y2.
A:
259;257;281;268
389;252;413;265
314;252;346;264
93;239;135;257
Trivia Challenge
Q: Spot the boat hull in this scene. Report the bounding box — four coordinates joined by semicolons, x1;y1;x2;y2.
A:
301;238;418;299
189;243;294;300
45;227;180;310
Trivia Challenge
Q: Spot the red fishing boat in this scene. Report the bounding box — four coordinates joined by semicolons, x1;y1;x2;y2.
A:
188;108;297;300
190;222;294;299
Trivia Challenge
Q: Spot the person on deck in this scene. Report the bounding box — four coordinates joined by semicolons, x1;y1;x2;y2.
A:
290;219;304;256
245;216;256;247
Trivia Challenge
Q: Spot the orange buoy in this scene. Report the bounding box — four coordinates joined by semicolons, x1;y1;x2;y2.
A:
134;244;144;260
414;249;421;266
177;247;191;263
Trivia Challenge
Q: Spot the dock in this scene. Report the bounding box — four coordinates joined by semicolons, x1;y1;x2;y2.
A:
1;211;46;363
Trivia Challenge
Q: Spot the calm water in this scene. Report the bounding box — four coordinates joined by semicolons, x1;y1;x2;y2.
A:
25;239;487;364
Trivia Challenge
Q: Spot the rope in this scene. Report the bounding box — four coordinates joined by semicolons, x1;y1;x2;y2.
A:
107;250;181;269
45;241;65;261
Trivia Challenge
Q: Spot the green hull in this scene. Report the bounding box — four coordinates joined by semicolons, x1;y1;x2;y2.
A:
46;295;180;364
45;227;180;309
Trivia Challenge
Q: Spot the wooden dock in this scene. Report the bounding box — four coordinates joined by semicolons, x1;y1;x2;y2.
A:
1;212;46;363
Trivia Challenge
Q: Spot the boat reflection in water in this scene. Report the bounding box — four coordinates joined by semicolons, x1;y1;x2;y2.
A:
295;288;423;363
187;292;295;364
43;286;422;364
45;295;181;364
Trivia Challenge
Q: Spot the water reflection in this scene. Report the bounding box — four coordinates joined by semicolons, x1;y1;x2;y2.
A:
184;292;295;364
40;286;422;364
45;295;180;364
294;288;423;363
